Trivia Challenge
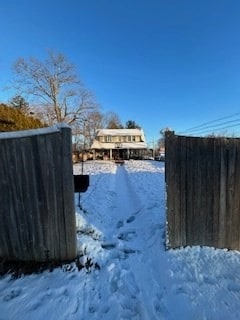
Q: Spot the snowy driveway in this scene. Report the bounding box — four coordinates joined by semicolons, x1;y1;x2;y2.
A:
1;160;240;319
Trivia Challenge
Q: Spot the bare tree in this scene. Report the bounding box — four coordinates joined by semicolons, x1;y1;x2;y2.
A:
72;111;104;150
104;111;123;129
12;51;99;125
84;111;104;147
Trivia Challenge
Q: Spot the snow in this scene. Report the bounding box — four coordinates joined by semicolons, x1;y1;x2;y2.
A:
95;128;145;137
0;123;70;140
1;160;240;319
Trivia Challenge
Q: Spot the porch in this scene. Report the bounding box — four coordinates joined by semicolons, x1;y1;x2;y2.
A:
93;147;147;160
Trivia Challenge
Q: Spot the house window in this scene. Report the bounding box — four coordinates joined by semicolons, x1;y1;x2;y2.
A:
128;136;131;142
104;135;112;142
132;136;136;142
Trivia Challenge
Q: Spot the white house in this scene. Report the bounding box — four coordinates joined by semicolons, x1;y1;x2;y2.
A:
90;128;148;160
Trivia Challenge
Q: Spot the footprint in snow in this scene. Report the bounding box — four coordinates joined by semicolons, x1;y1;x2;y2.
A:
121;248;140;255
101;243;117;250
126;216;135;223
153;291;169;317
3;289;22;301
118;272;143;319
118;230;136;241
116;220;124;229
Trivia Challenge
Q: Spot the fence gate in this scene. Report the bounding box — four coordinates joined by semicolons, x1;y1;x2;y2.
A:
0;124;76;262
165;131;240;250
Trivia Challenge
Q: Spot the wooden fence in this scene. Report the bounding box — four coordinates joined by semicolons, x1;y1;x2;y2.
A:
165;131;240;250
0;124;76;262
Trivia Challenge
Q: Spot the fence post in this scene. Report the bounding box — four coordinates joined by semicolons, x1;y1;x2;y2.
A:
59;124;77;260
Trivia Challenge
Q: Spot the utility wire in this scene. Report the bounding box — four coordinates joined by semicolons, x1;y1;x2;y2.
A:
184;118;240;134
188;122;240;136
178;111;240;134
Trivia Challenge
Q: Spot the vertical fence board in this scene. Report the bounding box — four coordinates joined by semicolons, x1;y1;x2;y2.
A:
165;132;240;250
60;126;76;259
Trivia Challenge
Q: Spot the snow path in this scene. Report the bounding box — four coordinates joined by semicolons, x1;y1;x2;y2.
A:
88;164;151;319
114;164;143;218
103;164;143;242
96;162;168;319
74;161;169;319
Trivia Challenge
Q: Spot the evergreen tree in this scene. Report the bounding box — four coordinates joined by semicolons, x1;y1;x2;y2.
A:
0;104;44;132
125;120;141;129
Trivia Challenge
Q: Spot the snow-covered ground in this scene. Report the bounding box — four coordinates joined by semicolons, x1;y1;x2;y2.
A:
1;160;240;319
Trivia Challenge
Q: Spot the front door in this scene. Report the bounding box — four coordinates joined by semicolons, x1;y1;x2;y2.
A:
113;148;125;160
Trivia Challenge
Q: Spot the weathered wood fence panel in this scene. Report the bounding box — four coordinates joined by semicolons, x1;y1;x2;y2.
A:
0;124;76;262
165;131;240;250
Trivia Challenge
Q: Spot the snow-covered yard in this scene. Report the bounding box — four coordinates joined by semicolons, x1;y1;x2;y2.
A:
1;160;240;319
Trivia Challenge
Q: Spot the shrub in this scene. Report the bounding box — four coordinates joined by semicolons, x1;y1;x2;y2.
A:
0;104;45;132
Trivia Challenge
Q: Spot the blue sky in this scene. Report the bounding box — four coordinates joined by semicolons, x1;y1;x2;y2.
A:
1;0;240;143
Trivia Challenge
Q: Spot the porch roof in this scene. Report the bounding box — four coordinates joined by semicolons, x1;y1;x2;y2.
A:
91;140;148;149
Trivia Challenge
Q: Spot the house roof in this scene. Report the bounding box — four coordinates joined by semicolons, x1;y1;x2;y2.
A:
91;140;148;149
96;128;145;138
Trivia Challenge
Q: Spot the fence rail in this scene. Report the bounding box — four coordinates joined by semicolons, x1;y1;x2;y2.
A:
0;124;76;262
165;131;240;250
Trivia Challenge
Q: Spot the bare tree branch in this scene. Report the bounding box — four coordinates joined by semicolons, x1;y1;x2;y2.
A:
11;51;100;125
